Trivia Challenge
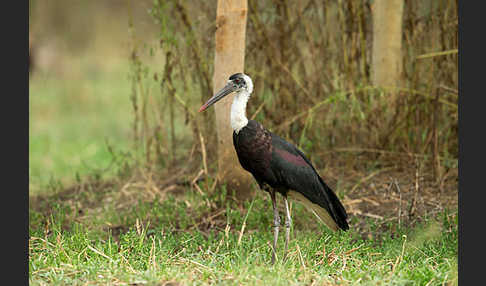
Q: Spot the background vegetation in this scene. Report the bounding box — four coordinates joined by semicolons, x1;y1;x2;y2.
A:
29;0;457;285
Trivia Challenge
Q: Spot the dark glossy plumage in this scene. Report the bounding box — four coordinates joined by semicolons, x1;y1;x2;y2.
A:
233;120;349;231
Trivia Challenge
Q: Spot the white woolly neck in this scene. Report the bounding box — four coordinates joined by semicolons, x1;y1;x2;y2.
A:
231;90;250;134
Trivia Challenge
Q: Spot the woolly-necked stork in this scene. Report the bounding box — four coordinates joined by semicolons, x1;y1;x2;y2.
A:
199;73;349;263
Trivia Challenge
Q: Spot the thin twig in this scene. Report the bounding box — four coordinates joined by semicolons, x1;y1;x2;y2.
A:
250;100;266;120
415;49;458;60
409;159;420;218
180;258;214;272
238;198;255;245
394;179;402;229
199;132;208;175
438;84;458;95
344;244;363;256
391;235;407;274
296;244;306;269
350;210;383;220
87;245;113;262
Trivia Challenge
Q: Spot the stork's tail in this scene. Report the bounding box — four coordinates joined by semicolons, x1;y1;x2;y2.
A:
321;182;349;231
288;180;349;232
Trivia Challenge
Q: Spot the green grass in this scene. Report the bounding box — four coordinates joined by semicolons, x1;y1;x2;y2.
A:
29;61;136;194
29;186;458;286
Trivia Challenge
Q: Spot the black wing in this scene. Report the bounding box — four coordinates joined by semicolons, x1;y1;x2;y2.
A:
269;133;349;231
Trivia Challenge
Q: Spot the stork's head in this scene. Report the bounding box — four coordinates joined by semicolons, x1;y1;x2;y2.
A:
199;73;253;112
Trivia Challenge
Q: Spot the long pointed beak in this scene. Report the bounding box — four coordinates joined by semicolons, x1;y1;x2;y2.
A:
199;82;236;112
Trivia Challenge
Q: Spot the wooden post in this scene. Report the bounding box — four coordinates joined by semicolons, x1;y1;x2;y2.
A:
213;0;253;200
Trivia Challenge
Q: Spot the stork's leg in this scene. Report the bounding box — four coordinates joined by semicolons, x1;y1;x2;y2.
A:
283;195;292;261
270;189;280;264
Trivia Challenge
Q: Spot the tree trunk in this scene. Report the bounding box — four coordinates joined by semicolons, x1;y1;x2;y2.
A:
371;0;404;147
371;0;404;90
213;0;254;200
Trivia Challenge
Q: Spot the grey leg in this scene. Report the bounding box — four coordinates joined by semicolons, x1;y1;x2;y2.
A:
270;190;280;264
283;195;292;261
